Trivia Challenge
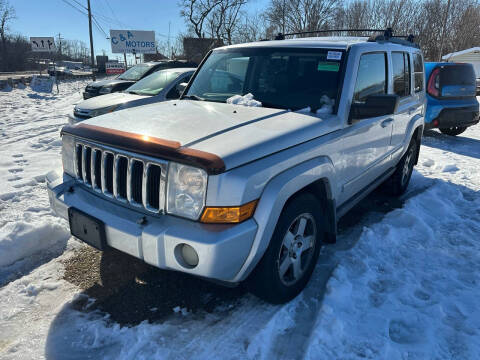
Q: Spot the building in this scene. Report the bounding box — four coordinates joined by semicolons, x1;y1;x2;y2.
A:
442;47;480;78
183;37;224;64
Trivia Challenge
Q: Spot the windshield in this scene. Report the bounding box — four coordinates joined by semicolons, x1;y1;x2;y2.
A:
117;64;151;81
185;47;344;111
126;70;182;96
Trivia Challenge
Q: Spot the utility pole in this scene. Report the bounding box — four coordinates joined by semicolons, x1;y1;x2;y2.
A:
57;33;63;58
438;0;451;62
87;0;96;80
168;21;171;59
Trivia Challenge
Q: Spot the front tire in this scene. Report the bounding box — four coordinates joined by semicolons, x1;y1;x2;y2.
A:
247;193;323;304
439;126;467;136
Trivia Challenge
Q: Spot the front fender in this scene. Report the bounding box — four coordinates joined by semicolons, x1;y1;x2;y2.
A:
233;157;335;282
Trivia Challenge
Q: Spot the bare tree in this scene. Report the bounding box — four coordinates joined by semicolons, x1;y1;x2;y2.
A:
264;0;340;35
0;0;15;59
235;13;267;42
180;0;224;38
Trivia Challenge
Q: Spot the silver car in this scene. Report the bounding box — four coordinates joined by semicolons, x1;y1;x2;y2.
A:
49;34;425;304
70;68;195;123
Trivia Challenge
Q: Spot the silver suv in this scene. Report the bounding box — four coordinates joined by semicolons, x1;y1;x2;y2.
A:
47;33;425;303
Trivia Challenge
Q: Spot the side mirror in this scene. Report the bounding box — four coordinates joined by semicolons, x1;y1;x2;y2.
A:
176;82;188;95
349;94;399;123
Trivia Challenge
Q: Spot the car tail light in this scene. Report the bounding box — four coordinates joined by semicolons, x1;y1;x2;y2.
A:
427;68;440;97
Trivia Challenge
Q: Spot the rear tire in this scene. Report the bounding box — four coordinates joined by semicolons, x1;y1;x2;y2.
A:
439;126;467;136
387;138;418;196
247;193;323;304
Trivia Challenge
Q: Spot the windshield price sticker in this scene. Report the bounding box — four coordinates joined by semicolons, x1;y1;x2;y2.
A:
327;51;342;61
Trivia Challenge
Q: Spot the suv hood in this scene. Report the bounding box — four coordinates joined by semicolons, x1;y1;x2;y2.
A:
68;100;339;172
75;92;148;111
87;78;135;88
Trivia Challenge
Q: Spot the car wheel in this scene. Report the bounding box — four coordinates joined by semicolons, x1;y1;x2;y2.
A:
100;247;151;288
247;193;323;304
439;126;467;136
388;138;418;196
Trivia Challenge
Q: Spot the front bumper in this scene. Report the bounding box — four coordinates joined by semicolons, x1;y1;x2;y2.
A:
47;170;257;282
425;105;479;130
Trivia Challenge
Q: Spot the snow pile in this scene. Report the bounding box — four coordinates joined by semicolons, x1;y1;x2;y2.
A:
226;93;262;107
305;179;480;359
316;95;335;114
0;221;70;267
297;95;335;115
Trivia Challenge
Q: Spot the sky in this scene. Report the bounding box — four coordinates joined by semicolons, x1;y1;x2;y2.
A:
9;0;267;62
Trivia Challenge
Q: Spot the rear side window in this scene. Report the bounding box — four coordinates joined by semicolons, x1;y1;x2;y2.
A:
413;53;424;92
353;52;387;102
392;52;411;97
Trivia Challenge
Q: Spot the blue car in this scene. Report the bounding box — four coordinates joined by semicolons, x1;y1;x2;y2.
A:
424;62;479;136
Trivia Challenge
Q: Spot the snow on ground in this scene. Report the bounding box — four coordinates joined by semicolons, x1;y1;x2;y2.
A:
0;83;479;359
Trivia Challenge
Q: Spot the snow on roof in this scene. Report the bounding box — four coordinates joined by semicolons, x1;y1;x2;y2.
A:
442;47;480;60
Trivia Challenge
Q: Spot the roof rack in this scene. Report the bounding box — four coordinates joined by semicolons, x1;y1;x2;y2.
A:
272;28;418;48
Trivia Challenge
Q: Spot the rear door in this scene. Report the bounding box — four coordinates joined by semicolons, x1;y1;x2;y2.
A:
390;51;422;152
339;52;394;204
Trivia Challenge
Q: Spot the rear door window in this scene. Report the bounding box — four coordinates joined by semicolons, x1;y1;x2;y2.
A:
413;53;424;92
392;52;411;97
353;52;387;102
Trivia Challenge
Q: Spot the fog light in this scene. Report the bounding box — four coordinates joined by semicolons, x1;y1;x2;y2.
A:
181;244;199;267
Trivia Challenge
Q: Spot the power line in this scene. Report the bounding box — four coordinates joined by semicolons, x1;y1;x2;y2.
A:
92;15;108;37
69;0;87;11
60;0;87;16
103;0;126;27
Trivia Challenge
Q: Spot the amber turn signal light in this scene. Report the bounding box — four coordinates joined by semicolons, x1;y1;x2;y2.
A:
200;200;258;224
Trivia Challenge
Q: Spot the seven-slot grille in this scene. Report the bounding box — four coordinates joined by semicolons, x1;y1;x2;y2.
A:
74;141;167;213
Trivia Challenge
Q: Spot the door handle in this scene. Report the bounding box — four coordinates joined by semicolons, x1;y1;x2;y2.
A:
381;118;393;128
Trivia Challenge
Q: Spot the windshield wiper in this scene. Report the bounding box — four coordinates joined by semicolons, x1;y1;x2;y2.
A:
182;94;204;101
260;101;288;110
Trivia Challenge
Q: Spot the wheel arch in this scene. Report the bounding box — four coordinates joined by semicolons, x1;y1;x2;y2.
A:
233;157;337;282
412;124;423;165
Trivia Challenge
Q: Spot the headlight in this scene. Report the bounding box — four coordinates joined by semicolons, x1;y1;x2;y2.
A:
166;163;207;220
62;135;75;177
99;86;113;94
90;104;120;117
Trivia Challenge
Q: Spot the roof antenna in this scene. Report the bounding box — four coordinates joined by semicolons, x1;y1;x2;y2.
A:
275;33;285;40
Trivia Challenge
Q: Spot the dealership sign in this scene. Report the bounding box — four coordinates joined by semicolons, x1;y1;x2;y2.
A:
110;30;155;54
105;62;126;75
